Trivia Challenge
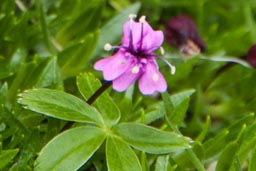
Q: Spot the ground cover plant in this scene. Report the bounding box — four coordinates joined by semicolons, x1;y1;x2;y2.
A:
1;0;256;170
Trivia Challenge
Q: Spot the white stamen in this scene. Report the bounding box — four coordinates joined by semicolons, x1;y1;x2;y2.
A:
152;73;159;82
129;14;137;20
131;66;140;74
139;16;146;23
158;56;176;75
104;43;112;51
129;14;136;37
170;66;176;75
160;46;165;55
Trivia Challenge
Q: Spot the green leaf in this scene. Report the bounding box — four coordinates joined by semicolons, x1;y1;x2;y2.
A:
237;122;256;162
140;151;149;171
77;73;120;126
249;145;256;171
196;115;211;142
7;60;40;103
106;136;142;171
56;0;103;45
162;90;195;127
0;149;19;169
203;130;229;159
92;2;141;58
0;82;8;105
185;148;206;171
174;142;204;169
200;56;251;68
155;155;170;171
5;48;27;77
232;156;241;171
203;113;254;159
60;31;99;77
109;0;130;11
216;142;239;171
113;123;191;154
243;2;256;42
226;113;254;141
35;56;62;88
36;0;56;54
18;88;104;126
35;126;106;171
0;64;13;79
143;102;165;124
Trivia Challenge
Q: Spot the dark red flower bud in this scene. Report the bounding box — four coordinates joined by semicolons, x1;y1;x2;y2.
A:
247;44;256;67
165;15;206;56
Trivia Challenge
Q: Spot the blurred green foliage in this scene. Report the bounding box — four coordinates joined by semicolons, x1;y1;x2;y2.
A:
0;0;256;170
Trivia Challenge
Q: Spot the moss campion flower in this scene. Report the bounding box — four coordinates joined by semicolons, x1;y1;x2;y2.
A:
94;15;175;95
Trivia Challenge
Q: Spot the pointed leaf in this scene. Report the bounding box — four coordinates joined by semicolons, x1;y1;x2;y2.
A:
216;142;239;171
200;56;251;68
203;114;254;159
35;57;62;88
61;31;99;77
0;82;8;105
0;149;19;169
226;113;254;141
36;1;56;54
196;115;211;142
174;142;204;169
203;130;229;159
113;123;191;154
237;122;256;163
249;145;256;171
18;88;104;126
77;73;120;126
162;90;195;126
155;155;170;171
35;126;106;171
185;149;206;171
106;136;142;171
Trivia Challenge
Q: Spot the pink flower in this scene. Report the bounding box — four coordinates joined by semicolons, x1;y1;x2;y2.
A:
94;15;175;95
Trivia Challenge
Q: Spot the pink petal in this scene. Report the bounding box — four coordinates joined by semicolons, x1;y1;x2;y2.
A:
141;29;164;53
138;61;167;95
122;20;164;53
112;64;142;92
94;51;133;81
122;20;142;49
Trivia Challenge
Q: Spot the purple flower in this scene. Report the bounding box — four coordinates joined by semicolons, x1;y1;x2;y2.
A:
247;44;256;67
94;15;175;95
165;15;206;56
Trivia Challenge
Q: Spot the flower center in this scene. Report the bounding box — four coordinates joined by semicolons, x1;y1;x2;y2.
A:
130;50;149;59
126;15;151;59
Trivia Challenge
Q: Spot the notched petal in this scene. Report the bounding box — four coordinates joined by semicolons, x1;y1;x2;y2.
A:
138;61;167;95
112;65;142;92
94;51;132;81
122;20;163;52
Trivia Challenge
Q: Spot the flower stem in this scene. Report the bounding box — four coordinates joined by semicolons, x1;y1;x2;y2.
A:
86;81;112;105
